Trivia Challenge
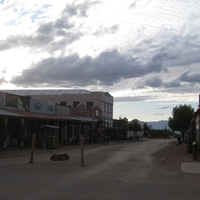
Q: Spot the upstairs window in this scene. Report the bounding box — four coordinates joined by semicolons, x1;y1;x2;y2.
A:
73;101;80;107
87;102;93;109
60;101;67;106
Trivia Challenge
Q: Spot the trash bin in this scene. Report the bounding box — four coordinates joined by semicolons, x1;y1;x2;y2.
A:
177;136;182;145
187;143;193;153
193;142;197;160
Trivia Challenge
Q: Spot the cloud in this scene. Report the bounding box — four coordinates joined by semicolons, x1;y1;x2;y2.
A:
144;77;163;88
1;0;200;111
0;77;6;85
137;74;182;89
163;80;181;88
11;50;166;88
0;1;100;54
62;1;100;17
154;113;164;116
157;107;169;110
94;25;119;36
0;25;82;54
129;0;152;9
0;69;7;85
179;71;200;83
113;95;159;102
55;18;73;30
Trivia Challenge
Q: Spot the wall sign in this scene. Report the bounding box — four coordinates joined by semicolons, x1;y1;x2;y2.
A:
5;93;18;108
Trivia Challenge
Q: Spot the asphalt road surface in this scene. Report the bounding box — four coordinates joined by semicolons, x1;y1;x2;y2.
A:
0;139;200;200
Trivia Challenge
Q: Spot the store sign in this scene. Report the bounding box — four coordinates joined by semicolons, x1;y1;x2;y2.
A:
5;94;18;108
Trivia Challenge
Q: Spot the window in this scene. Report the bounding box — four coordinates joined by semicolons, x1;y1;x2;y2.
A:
86;102;93;109
73;101;80;107
60;101;67;106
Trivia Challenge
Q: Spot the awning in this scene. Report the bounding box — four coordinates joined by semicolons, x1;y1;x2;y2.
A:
0;108;97;122
68;115;98;122
0;108;74;121
41;125;60;129
0;109;21;117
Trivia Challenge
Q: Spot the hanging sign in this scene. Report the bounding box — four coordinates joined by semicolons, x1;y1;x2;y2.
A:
50;154;70;161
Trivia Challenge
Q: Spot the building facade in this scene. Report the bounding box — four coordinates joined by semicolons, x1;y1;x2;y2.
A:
191;95;200;160
0;90;103;149
1;89;114;127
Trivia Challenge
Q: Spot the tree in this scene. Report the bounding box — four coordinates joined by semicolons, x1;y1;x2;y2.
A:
129;119;142;137
113;117;128;140
168;104;194;142
143;122;151;137
19;96;31;111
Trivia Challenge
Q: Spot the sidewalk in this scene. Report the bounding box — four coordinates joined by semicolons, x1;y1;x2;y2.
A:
180;144;200;174
159;140;200;175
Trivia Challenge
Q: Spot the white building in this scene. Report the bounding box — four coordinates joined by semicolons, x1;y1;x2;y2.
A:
127;120;144;139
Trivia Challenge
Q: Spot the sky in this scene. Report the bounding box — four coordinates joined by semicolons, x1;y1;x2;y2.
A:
0;0;200;122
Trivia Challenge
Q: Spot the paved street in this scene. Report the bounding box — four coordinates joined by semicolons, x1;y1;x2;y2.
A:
0;139;200;200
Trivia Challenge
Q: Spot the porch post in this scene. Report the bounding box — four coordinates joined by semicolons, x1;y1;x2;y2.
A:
64;123;67;145
20;118;25;148
3;118;8;149
72;123;75;140
79;122;82;137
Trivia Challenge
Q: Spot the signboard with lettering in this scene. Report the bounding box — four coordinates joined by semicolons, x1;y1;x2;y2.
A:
5;93;18;108
50;154;70;161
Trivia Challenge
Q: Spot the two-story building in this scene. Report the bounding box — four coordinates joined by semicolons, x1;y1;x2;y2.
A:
0;90;103;149
1;89;114;127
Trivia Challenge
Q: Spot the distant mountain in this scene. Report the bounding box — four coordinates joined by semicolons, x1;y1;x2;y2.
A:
147;120;169;130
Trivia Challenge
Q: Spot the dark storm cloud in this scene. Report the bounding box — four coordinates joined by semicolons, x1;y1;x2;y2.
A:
11;50;165;88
